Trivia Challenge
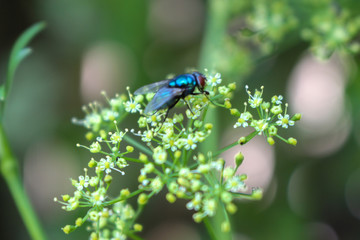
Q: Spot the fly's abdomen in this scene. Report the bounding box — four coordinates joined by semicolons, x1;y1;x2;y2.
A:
169;74;197;88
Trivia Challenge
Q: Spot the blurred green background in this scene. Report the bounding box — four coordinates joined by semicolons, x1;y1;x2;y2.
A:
1;0;360;239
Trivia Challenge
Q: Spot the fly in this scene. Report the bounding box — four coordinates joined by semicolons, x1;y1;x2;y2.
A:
134;72;209;127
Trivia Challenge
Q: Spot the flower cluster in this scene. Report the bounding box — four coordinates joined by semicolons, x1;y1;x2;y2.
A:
232;85;300;145
301;5;360;59
57;70;299;239
230;85;301;145
245;0;298;53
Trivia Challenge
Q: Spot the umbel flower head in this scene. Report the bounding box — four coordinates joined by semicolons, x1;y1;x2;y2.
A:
233;85;301;145
57;69;300;239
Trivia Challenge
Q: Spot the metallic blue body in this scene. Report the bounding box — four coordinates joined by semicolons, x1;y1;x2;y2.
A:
134;72;207;115
168;74;197;88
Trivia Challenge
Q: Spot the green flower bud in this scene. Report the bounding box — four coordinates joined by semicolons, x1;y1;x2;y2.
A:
230;108;240;117
223;167;235;178
204;123;213;131
139;153;148;163
238;137;246;145
89;232;98;240
126;145;134;152
261;102;270;110
224;99;232;109
193;212;204;223
194;120;203;128
291;113;302;121
62;225;75;234
226;203;237;214
134;95;144;103
174;150;181;159
288;137;297;146
99;130;107;139
138;193;148;205
221;191;233;203
267;137;275;145
251;188;263;200
228;82;236;90
75;218;83;226
85;132;94;141
221;221;231;232
166;193;176;203
120;188;130;198
235;152;244;167
138;174;146;183
62;194;70;202
177;177;190;188
191;180;202;192
134;223;143;232
104;175;112;184
198;153;206;163
168;181;178;193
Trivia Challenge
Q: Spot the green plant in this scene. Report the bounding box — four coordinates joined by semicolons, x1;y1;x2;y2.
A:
0;22;47;240
55;71;300;239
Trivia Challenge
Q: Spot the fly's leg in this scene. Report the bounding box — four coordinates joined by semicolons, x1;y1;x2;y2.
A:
155;98;180;132
184;100;194;116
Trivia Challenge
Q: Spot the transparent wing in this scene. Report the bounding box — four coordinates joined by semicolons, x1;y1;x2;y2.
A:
134;79;170;95
144;87;185;113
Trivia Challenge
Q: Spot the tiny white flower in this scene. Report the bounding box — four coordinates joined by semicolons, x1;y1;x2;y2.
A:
234;113;250;128
75;175;89;191
110;131;125;144
98;156;114;174
91;188;106;206
153;146;167;165
184;134;197;150
124;99;141;113
225;175;246;192
141;130;153;142
251;119;269;135
246;86;264;108
147;114;162;127
203;198;217;217
102;109;119;121
194;131;206;142
276;114;294;128
89;141;101;153
163;138;178;152
150;176;164;193
271;95;283;105
186;192;202;211
208;72;222;87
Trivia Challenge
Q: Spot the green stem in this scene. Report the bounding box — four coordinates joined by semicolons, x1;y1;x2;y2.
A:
203;217;218;240
213;140;238;157
198;1;233;239
0;124;47;240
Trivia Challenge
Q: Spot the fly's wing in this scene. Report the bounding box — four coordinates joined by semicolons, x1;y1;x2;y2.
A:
144;87;185;114
134;80;170;95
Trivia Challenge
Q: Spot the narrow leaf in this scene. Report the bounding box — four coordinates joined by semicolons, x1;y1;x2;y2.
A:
0;21;46;121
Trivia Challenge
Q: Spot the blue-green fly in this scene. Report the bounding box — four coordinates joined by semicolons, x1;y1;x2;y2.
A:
134;72;209;123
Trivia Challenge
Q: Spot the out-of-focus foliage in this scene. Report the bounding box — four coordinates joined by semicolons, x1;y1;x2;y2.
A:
1;0;360;239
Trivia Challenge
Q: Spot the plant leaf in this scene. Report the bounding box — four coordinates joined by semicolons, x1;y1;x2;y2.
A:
0;21;46;121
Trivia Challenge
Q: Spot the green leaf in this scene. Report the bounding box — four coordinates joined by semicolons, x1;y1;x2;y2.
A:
0;21;46;121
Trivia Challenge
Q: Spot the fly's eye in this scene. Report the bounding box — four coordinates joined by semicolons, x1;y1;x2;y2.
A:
194;72;206;88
